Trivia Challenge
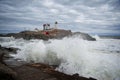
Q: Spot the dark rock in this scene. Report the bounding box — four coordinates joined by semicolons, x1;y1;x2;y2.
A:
89;77;97;80
7;47;18;53
0;63;17;80
0;45;18;54
72;73;97;80
72;73;80;79
12;65;53;80
72;32;96;41
0;52;5;64
27;63;97;80
0;46;17;80
44;78;57;80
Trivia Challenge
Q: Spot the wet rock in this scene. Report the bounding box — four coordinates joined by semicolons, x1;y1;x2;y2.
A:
0;45;18;54
72;32;96;41
0;53;5;64
27;63;97;80
8;63;97;80
44;78;57;80
72;73;97;80
0;47;17;80
12;65;53;80
0;63;17;80
89;77;97;80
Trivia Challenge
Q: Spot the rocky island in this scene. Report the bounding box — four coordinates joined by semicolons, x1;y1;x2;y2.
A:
0;29;96;41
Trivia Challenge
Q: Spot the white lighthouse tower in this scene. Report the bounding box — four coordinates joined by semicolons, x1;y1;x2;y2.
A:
54;21;58;29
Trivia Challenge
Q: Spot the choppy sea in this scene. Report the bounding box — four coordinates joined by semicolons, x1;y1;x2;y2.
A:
0;36;120;80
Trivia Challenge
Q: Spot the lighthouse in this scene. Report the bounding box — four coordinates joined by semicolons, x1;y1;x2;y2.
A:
54;21;58;29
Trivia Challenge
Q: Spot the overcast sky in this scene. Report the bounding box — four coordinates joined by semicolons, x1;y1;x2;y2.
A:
0;0;120;35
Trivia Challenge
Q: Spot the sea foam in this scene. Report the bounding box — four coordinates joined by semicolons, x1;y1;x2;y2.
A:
0;36;120;80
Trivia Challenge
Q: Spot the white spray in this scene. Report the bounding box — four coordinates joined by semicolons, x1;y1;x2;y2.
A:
0;37;120;80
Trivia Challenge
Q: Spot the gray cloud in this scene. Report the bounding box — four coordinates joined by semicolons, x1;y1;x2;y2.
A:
0;0;120;35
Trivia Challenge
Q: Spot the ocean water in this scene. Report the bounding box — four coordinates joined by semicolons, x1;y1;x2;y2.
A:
0;36;120;80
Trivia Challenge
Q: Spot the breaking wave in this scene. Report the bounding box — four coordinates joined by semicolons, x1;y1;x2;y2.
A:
0;36;120;80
